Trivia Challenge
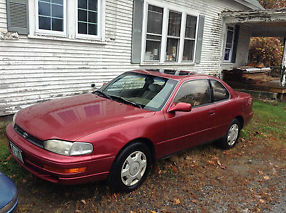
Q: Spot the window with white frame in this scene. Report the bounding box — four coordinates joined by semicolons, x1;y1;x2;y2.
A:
37;0;65;32
78;0;99;36
144;5;163;61
224;26;235;62
32;0;104;40
143;3;198;63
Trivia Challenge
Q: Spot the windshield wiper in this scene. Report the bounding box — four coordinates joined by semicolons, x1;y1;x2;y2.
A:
94;90;112;100
110;95;144;109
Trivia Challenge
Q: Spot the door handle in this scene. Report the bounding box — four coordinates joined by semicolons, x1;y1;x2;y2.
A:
209;110;216;116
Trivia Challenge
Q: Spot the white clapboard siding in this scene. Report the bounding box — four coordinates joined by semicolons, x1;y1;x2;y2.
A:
0;0;6;31
0;0;249;116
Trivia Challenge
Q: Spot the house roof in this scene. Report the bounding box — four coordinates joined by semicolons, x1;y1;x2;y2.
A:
233;0;264;10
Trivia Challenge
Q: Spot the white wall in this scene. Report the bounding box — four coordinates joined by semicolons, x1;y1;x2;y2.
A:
0;0;6;31
0;0;249;116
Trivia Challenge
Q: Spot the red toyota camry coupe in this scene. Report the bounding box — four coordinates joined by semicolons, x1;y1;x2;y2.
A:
6;69;253;191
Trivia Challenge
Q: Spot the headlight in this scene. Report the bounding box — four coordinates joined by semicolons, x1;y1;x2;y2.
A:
12;112;17;127
44;140;93;156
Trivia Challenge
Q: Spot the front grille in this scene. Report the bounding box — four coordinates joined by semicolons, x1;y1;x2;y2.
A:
14;124;44;148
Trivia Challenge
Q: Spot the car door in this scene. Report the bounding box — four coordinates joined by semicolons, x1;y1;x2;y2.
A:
160;79;217;156
209;79;234;139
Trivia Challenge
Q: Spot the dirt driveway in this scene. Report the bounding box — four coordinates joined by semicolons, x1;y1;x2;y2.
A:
12;132;285;213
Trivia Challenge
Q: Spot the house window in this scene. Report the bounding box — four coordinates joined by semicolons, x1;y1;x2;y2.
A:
143;3;198;63
37;0;65;32
78;0;99;36
144;5;163;61
31;0;104;40
166;11;181;62
183;15;197;61
224;26;235;62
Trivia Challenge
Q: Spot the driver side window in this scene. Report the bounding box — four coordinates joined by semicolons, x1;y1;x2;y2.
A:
174;80;211;107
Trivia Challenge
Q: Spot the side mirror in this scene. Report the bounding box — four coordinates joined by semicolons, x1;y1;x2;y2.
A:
168;102;192;113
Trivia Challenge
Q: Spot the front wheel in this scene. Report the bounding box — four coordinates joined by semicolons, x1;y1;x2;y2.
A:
108;142;152;192
217;119;241;149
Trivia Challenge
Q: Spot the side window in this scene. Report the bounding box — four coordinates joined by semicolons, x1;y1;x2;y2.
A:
210;80;229;102
174;80;211;107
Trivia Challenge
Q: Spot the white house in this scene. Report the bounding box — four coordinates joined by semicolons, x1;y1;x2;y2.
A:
0;0;263;116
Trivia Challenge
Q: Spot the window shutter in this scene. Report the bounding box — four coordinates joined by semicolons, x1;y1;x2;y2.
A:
195;15;205;64
131;0;144;64
6;0;29;35
231;25;240;63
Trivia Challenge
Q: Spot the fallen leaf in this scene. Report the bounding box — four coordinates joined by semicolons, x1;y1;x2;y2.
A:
191;199;199;204
272;168;278;176
150;211;157;213
130;211;136;213
174;198;180;205
207;160;216;166
81;200;86;205
186;156;192;160
172;166;178;173
259;199;265;204
75;210;81;213
263;176;270;180
6;155;12;161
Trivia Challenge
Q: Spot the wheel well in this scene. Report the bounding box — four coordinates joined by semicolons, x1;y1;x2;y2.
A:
235;116;244;128
118;138;156;163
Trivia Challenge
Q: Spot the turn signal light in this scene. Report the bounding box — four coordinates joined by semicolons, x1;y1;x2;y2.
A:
44;165;86;174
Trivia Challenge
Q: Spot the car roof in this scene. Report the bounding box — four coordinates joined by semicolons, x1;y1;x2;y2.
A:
130;69;214;81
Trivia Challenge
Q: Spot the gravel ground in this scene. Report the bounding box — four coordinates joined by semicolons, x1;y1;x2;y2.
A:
11;132;286;213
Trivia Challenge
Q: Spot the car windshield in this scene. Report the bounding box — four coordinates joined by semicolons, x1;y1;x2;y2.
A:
97;72;178;111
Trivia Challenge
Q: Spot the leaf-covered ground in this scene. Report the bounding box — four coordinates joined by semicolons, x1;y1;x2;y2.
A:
0;100;285;213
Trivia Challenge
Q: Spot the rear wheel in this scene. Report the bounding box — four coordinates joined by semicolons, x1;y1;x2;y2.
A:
108;142;151;192
218;119;241;149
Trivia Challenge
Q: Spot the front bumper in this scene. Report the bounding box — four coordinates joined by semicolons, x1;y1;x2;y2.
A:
6;124;114;184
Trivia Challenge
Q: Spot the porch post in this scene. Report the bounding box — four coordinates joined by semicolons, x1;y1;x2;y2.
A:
281;38;286;87
282;38;286;67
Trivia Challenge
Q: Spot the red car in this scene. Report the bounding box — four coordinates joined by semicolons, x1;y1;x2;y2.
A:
6;70;253;191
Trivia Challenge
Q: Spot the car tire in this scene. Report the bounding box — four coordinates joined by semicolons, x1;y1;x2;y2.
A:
218;119;241;149
108;142;152;192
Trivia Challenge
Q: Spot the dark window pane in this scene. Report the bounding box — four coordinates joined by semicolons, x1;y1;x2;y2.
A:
174;80;211;106
211;80;229;101
52;18;63;31
78;0;87;9
145;38;161;61
78;22;87;34
166;38;179;61
185;15;197;38
52;5;63;18
226;30;234;44
183;40;195;61
88;11;97;23
224;48;230;60
147;5;163;34
168;11;181;37
88;0;98;11
39;16;51;30
39;2;50;16
88;24;97;35
78;9;87;22
52;0;63;5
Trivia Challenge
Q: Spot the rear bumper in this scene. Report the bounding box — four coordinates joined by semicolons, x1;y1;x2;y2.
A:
6;124;114;184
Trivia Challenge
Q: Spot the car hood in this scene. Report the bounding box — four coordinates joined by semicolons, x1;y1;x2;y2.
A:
16;94;153;141
0;172;17;208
